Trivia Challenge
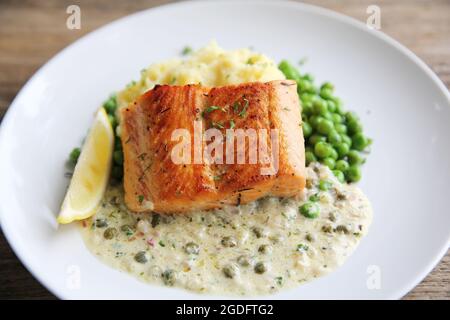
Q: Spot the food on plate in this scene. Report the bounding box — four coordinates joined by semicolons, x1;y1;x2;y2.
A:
120;80;305;213
278;61;372;183
64;42;373;295
58;108;114;224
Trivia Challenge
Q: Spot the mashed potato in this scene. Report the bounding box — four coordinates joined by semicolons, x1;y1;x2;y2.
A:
116;41;285;113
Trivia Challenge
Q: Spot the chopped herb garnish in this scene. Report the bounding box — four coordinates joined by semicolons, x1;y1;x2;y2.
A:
211;121;224;129
138;195;144;204
247;57;255;65
202;105;221;117
229;119;235;129
213;175;221;181
159;240;166;247
297;243;309;252
182;46;193;55
170;77;176;84
275;276;283;286
238;98;249;118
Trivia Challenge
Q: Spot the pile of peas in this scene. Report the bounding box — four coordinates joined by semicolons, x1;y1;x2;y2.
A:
278;60;371;183
68;95;124;181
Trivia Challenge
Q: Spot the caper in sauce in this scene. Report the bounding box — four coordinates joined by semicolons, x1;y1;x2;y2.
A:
237;255;252;267
254;262;267;274
258;244;272;255
221;236;237;247
222;264;239;279
95;219;108;228
134;251;148;264
162;269;177;286
103;227;117;240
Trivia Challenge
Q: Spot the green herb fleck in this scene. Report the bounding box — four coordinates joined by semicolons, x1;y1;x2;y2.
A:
159;240;166;247
182;46;193;55
202;105;221;117
297;243;309;252
238;98;249;118
138;195;144;204
211;121;224;129
229;119;235;129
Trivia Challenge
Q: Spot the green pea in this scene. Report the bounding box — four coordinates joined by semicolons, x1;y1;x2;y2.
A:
103;97;117;114
331;113;343;124
309;134;326;146
321;157;336;170
300;202;320;219
108;114;117;128
335;123;347;134
328;131;341;144
341;134;352;147
346;165;362;182
334;143;350;158
113;150;124;165
305;151;317;165
336;160;350;172
314;141;333;159
278;60;301;81
327;100;337;113
302;102;313;115
115;137;122;150
69;147;81;166
332;170;345;183
111;165;123;180
302;122;312;138
347;150;363;165
347;119;363;135
322;111;333;121
333;97;344;114
298;79;314;93
313;99;328;115
329;148;339;160
320;82;334;91
300;92;314;102
320;88;333;100
317;120;334;135
345;111;359;123
318;180;332;191
303;73;314;82
352;132;369;151
309;115;324;128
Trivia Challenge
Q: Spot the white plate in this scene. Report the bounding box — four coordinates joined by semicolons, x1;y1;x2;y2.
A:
0;0;449;300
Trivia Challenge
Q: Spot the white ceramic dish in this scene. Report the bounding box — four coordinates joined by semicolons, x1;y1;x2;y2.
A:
0;0;449;299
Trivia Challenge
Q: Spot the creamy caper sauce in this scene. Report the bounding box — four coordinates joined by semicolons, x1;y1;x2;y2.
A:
79;163;372;296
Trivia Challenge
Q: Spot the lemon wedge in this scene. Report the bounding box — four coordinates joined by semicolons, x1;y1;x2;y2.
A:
58;108;114;224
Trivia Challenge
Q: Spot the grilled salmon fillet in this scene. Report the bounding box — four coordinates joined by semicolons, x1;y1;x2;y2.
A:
121;80;305;213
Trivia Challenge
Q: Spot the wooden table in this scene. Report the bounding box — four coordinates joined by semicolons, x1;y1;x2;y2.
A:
0;0;448;300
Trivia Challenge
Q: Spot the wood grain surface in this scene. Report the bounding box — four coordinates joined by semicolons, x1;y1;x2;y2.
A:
0;0;448;300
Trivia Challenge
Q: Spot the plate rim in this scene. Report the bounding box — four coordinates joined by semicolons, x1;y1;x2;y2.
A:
0;0;449;300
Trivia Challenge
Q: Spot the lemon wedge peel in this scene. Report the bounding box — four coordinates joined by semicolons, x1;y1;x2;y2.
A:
57;108;114;224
